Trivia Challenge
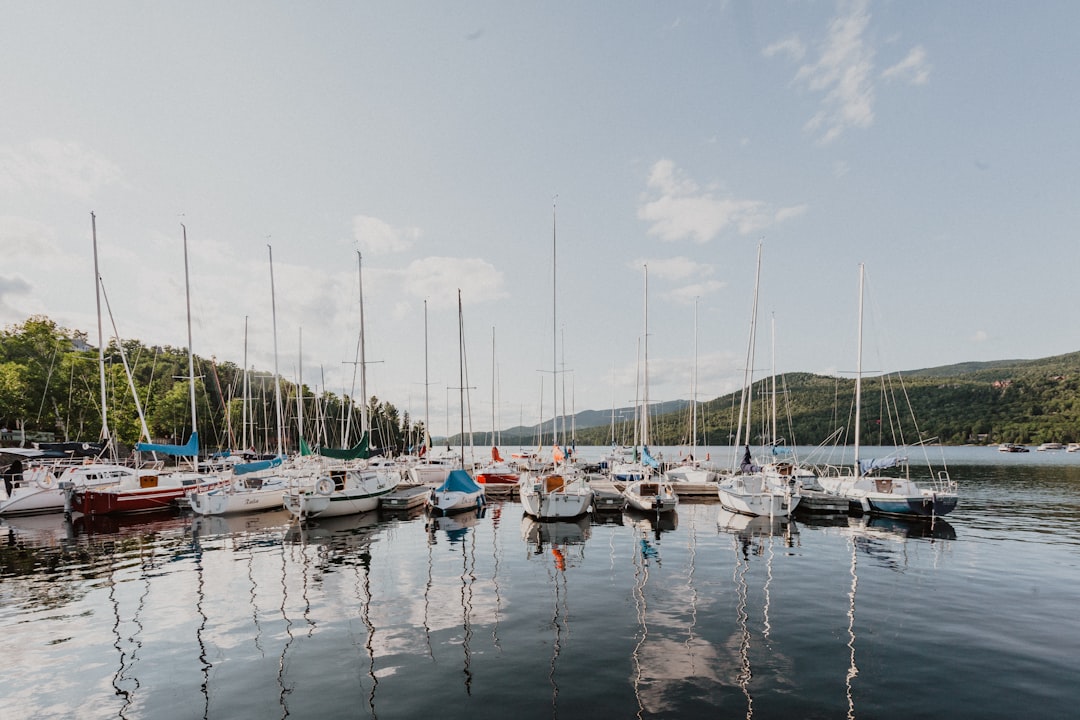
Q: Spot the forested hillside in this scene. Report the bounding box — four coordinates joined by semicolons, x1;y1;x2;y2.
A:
0;316;422;455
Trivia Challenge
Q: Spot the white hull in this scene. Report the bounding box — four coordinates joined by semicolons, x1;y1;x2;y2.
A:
664;465;717;484
1;463;157;516
426;489;484;515
716;473;800;518
188;477;288;516
284;469;398;519
406;463;453;485
519;473;593;519
622;479;678;513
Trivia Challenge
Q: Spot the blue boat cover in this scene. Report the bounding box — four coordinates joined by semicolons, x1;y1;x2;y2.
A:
234;456;283;476
436;468;482;494
642;446;660;469
136;432;199;457
859;456;905;474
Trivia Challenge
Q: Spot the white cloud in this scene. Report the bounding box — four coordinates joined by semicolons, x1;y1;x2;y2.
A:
667;280;726;305
637;256;715;282
352;214;420;256
398;257;507;308
0;140;123;199
762;35;806;62
972;330;988;343
637;160;805;243
0;216;60;257
793;0;876;143
882;45;931;85
0;275;33;320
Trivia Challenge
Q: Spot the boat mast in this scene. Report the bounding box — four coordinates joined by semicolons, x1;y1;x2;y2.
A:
91;212;111;458
182;224;199;470
551;196;558;451
458;289;466;468
357;251;369;438
242;316;250;450
642;264;650;450
692;297;699;457
770;313;777;449
424;299;430;455
297;327;304;451
268;244;284;457
733;242;763;470
854;263;865;479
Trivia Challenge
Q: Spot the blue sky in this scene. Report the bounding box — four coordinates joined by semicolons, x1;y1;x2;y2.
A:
3;1;1079;436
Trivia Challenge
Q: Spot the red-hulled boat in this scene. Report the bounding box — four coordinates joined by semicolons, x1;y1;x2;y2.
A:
70;472;229;516
475;447;521;485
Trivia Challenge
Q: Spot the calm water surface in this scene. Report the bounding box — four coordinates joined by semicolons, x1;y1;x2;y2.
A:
2;447;1078;719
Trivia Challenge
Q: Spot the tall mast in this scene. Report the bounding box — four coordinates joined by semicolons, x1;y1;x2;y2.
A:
182;224;198;469
424;299;430;454
357;251;369;436
91;212;111;456
770;314;777;448
692;297;699;455
642;264;650;448
491;326;496;447
854;264;865;478
297;327;304;449
242;316;250;450
733;242;763;469
551;196;558;448
458;289;466;467
268;244;283;457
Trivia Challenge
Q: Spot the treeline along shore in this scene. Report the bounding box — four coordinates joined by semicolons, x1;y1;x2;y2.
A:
4;315;1080;454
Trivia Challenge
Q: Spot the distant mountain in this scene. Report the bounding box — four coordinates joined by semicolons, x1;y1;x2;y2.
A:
513;351;1080;447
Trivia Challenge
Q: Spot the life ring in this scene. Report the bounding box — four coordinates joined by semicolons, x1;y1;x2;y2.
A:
38;474;55;490
316;477;334;496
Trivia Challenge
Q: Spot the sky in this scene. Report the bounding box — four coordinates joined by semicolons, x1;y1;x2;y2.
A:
3;1;1079;437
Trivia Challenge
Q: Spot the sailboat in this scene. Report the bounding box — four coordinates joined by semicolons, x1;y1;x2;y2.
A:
426;290;485;515
284;252;399;519
405;300;459;485
189;250;293;516
664;298;718;484
2;215;162;516
622;265;678;514
71;224;229;516
476;328;520;485
716;244;801;518
815;265;958;518
519;200;593;519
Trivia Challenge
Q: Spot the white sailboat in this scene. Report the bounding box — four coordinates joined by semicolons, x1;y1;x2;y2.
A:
815;265;958;519
664;298;718;484
622;265;678;514
72;224;229;516
717;245;801;518
190;250;293;516
426;290;485;515
519;199;592;519
284;252;398;519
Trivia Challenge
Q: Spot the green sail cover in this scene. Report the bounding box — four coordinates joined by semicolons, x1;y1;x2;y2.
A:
318;433;369;460
299;437;313;456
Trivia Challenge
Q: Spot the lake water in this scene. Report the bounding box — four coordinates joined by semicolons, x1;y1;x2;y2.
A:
2;446;1079;719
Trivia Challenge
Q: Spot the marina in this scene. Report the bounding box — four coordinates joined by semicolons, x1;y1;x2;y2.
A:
2;447;1078;719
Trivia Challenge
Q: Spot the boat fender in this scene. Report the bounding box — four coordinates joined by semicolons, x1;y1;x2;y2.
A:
316;477;334;496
